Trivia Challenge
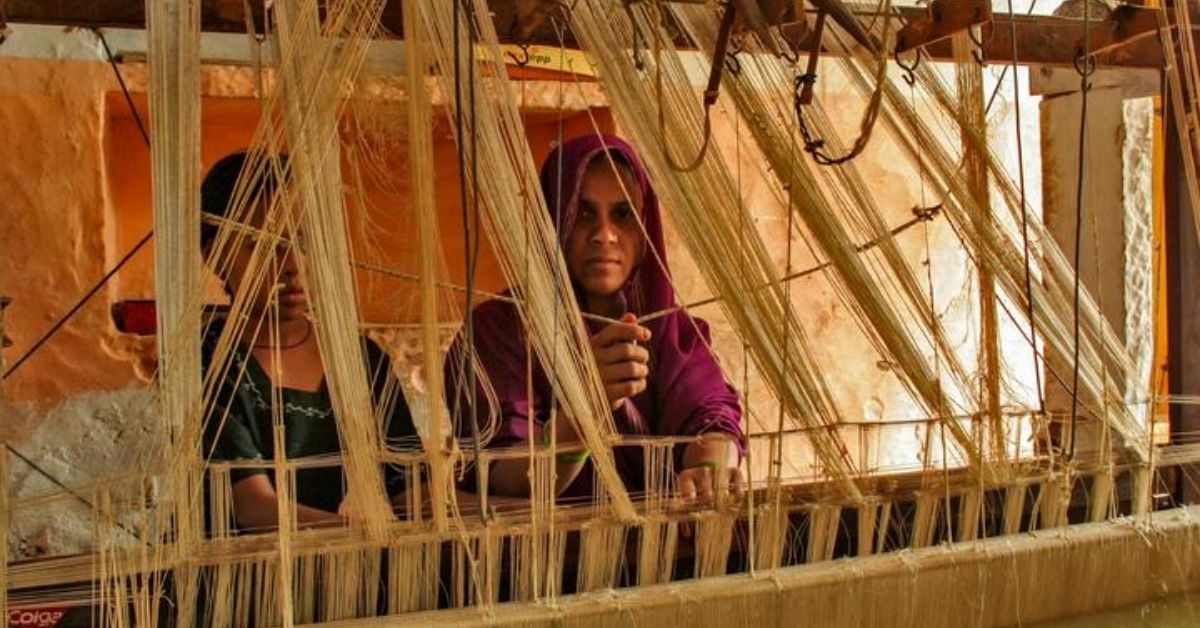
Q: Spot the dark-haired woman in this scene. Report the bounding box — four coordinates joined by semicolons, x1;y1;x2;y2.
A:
447;135;744;503
199;151;418;531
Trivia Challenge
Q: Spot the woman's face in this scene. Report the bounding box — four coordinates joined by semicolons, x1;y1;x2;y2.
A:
564;159;645;307
217;201;309;323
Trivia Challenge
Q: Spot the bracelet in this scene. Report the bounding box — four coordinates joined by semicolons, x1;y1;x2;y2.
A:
684;460;720;471
555;450;590;464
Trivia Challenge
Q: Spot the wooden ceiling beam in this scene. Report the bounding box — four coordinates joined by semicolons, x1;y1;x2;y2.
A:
1;0;1169;69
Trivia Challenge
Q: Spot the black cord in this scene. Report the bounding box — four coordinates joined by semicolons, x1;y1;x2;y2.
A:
96;29;151;146
1068;3;1095;460
448;0;488;523
794;74;880;167
1006;0;1045;421
3;232;152;380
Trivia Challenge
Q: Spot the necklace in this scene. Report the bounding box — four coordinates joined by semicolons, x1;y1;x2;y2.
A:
252;320;312;350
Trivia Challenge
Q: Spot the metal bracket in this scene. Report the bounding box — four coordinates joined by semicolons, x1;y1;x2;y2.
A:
895;0;993;55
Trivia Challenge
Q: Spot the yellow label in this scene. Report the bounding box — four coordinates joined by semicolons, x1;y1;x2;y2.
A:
496;44;596;77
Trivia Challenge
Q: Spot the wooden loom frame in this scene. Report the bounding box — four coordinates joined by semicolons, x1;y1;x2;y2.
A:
0;0;1197;625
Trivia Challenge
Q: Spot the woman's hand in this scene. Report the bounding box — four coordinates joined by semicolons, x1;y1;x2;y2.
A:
589;313;652;410
337;494;354;518
677;434;743;504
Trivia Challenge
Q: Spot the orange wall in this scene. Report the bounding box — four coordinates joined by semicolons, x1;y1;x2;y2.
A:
2;56;611;405
0;60;142;404
106;93;613;322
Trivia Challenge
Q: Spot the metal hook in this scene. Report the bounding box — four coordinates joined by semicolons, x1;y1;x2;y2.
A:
730;33;745;56
725;34;744;75
779;45;801;66
968;19;994;66
725;52;742;76
966;14;994;48
774;14;803;67
505;41;533;67
1073;48;1097;78
895;48;921;87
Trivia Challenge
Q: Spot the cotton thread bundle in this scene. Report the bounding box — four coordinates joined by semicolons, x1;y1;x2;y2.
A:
272;0;394;539
829;35;1153;461
402;0;453;534
145;0;204;623
752;484;788;570
410;0;636;521
952;31;1005;473
671;4;989;478
567;0;865;503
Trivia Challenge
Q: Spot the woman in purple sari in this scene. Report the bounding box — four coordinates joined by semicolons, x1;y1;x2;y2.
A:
447;134;743;503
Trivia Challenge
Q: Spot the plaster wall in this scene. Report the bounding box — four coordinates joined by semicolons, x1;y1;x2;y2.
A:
1039;75;1162;452
0;60;141;403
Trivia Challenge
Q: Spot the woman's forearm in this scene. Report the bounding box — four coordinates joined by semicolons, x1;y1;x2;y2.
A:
235;498;341;531
294;504;343;526
489;456;588;498
232;475;342;531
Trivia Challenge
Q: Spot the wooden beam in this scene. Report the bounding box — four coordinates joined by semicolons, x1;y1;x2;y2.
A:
381;505;1200;627
1;0;1170;69
941;10;1166;69
1;1;405;36
895;0;993;54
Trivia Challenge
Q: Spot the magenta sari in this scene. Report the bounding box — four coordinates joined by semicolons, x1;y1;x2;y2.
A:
446;134;743;496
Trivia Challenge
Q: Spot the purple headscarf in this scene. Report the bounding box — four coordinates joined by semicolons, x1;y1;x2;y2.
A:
447;134;743;495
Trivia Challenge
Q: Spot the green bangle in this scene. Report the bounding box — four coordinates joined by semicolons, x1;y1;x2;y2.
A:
556;450;590;464
685;460;720;471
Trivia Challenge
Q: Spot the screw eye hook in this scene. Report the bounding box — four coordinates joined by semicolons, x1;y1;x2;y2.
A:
967;20;994;66
1073;48;1098;78
505;41;534;67
895;48;922;87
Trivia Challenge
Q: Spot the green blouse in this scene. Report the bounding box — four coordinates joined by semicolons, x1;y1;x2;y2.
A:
202;325;419;516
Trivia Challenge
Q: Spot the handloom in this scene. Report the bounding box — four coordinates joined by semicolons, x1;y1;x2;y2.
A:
1;0;1198;626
